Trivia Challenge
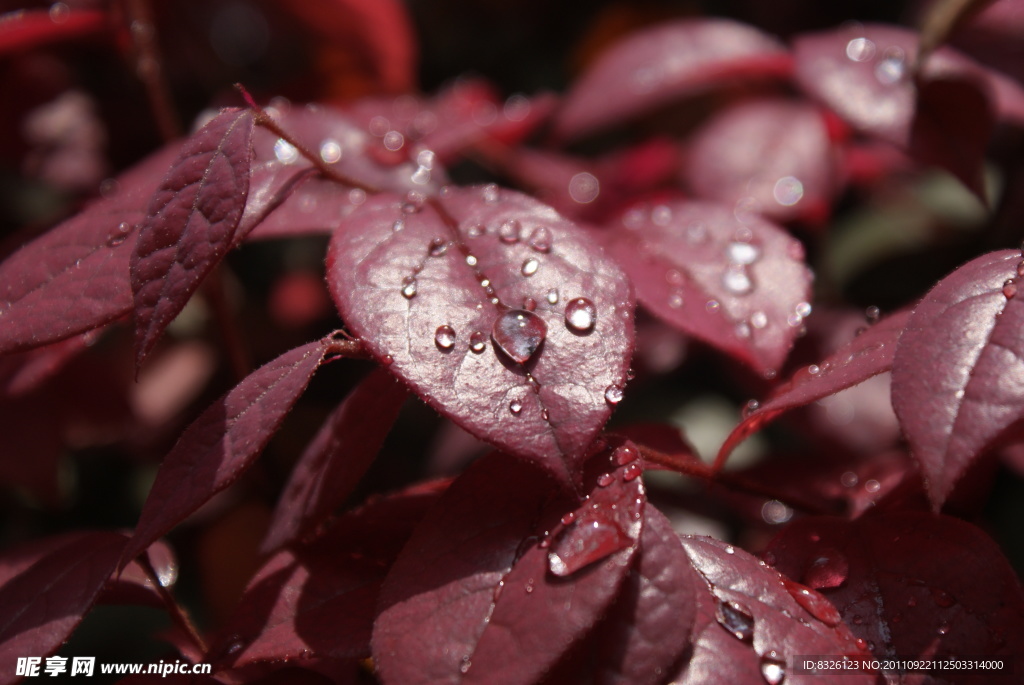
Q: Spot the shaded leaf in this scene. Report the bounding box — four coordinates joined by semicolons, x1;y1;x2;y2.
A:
683;99;839;224
671;536;871;685
123;339;332;566
892;249;1024;509
0;532;127;684
326;186;635;485
372;445;644;685
262;368;408;552
605;199;812;375
766;512;1024;681
718;309;910;467
554;19;791;141
130;108;254;367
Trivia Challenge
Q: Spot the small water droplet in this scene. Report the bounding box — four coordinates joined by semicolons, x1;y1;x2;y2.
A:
469;331;487;353
605;384;624;405
565;298;596;332
1004;279;1018;299
509;399;524;415
434;324;456;350
750;311;768;329
795;302;812;318
937;623;950;635
743;399;760;417
107;221;132;247
668;293;684;309
402;191;425;213
525;579;535;593
875;47;906;84
466;223;485;238
459;658;472;674
392;218;405;232
465;254;478;267
319;139;342;163
273;138;298;164
686;222;708;244
429;237;448;256
803;549;849;589
855;638;869;651
401;277;417;299
614;445;638;465
716;599;755;642
727;241;761;265
597;473;614;487
773;176;804;206
725;545;736;554
736;322;752;338
546;288;559;305
846;36;876;62
783;578;841;626
568;172;600;204
560;511;577;526
499;219;522;243
383;130;405;151
864;479;881;493
723;268;753;295
865;305;881;323
528;226;553;253
651;205;672;226
622;462;642;482
381;354;393;366
482;184;500;203
225;638;244;655
706;299;720;313
368;115;390;136
348;188;366;205
762;500;793;524
492;309;547;363
760;652;786;684
521;258;539;276
841;471;859;488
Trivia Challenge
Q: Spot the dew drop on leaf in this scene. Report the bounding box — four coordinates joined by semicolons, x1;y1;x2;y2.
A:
547;514;633;577
429;238;448;256
727;241;761;265
597;473;615;487
802;548;849;589
469;331;487;353
400;277;417;299
715;599;755;642
528;226;553;253
434;324;456;351
565;297;597;332
1003;279;1017;299
546;288;559;305
613;444;638;465
846;36;876;62
521;258;539;276
622;462;642;482
604;384;625;405
760;651;786;684
509;399;524;415
783;578;841;626
499;219;522;243
392;218;405;232
106;221;132;247
491;309;547;363
723;267;754;295
482;184;500;203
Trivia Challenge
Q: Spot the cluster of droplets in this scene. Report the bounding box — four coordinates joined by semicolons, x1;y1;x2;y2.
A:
722;234;761;296
845;35;906;85
1003;259;1024;299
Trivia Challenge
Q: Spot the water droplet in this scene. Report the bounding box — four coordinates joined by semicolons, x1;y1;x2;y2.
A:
482;184;500;203
225;638;244;655
855;638;869;651
846;36;876;62
521;258;539;276
1004;279;1018;299
760;652;786;684
465;254;478;267
524;579;535;593
597;473;614;487
368;115;390;136
937;623;950;635
783;579;841;626
727;241;761;265
706;299;720;313
743;399;760;417
528;226;553;253
402;191;425;213
715;599;755;642
49;2;70;23
762;500;792;524
568;172;600;204
383;130;405;151
931;588;956;608
459;657;472;674
319;139;342;163
622;462;642;482
840;471;859;488
381;354;393;366
548;512;633;577
429;238;448;256
107;221;132;247
668;293;684;309
864;479;880;493
391;218;405;232
686;222;708;244
736;322;752;338
875;47;905;84
400;277;417;299
605;384;624;405
434;324;456;350
565;298;596;332
546;289;559;305
469;331;487;353
492;309;547;363
273;138;298;164
560;511;577;526
523;297;537;311
614;445;638;465
723;268;753;295
466;223;485;238
651;205;672;226
795;302;812;318
348;188;366;205
773;176;804;206
499;219;521;243
865;305;881;323
803;549;849;589
748;311;768;330
509;399;524;415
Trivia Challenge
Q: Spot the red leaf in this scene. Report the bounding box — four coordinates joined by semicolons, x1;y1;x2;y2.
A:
262;368;408;552
326;187;635;485
605;199;812;375
0;532;127;683
892;249;1024;509
130;109;254;367
717;309;910;467
554;19;792;141
0;144;181;354
683;99;839;224
123;339;331;567
765;512;1024;679
100;540;178;609
671;536;871;685
372;446;644;685
0;8;108;56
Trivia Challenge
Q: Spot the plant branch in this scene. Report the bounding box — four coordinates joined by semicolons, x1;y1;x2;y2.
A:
122;0;181;142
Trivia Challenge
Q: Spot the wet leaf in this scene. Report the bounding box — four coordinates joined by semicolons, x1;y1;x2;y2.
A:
683;99;839;224
123;339;332;567
326;186;634;486
130;108;254;367
605;199;812;375
262;368;408;552
0;532;127;679
892;249;1024;509
372;447;642;685
671;536;871;685
554;19;791;141
766;512;1024;679
718;310;910;467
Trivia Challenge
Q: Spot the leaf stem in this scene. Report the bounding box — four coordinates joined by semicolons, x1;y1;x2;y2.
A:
135;553;208;655
202;267;251;383
122;0;181;142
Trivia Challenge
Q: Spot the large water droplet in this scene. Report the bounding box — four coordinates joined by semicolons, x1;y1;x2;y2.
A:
716;599;755;642
783;579;841;627
528;226;553;253
723;267;753;295
521;258;539;276
760;651;786;684
605;384;624;405
565;298;596;332
622;463;642;482
802;548;849;589
727;241;761;265
492;309;547;363
435;324;456;350
548;514;632;577
401;277;417;299
499;219;522;244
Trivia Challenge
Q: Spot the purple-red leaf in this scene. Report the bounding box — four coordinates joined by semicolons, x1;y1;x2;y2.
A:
0;144;180;355
683;99;839;224
766;513;1024;680
892;249;1024;509
262;368;408;552
326;186;635;485
130;108;254;367
671;536;871;685
0;532;128;685
718;309;910;467
373;446;644;685
123;339;332;567
605;199;812;375
554;19;792;141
